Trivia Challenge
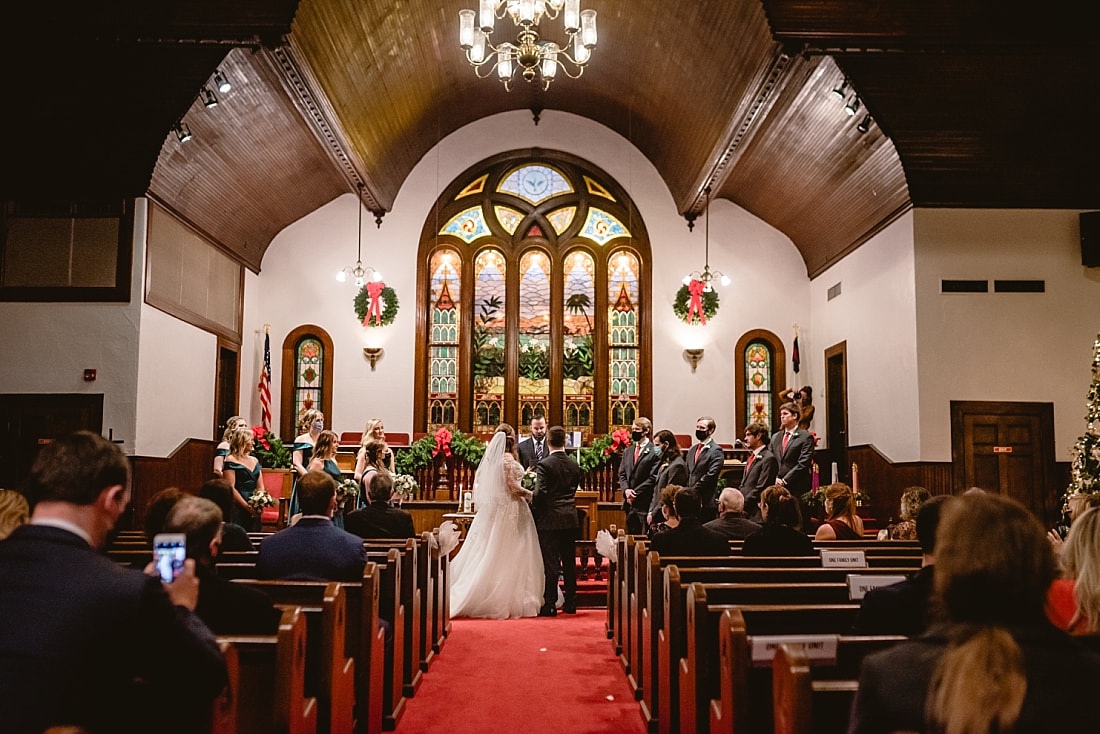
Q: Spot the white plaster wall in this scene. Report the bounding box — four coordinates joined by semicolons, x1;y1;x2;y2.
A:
914;209;1100;461
0;199;147;454
810;212;920;461
245;110;810;443
134;303;217;456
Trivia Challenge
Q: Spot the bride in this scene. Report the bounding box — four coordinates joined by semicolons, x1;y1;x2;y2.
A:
449;423;544;618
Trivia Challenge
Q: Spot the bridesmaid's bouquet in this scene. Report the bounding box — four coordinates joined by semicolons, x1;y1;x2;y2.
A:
247;488;277;513
336;478;360;509
393;474;419;505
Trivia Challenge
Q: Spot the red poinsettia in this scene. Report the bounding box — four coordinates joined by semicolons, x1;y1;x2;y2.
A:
432;427;453;458
250;425;271;450
604;428;632;455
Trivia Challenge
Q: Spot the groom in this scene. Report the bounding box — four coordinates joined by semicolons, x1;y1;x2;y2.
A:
531;425;583;616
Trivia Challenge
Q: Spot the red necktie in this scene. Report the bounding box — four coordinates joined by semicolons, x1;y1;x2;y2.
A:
695;444;704;462
746;453;755;469
634;445;641;462
782;432;791;453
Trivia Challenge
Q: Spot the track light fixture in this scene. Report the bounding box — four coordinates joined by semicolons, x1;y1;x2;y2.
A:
213;70;231;94
832;79;849;98
845;95;861;116
857;114;872;134
173;122;192;143
201;87;218;108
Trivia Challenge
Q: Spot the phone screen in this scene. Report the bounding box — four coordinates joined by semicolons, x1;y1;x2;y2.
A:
153;533;186;584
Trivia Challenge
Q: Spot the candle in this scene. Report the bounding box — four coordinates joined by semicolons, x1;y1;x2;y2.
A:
831;462;838;481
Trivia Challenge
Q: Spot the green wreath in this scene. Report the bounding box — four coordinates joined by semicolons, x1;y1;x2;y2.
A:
673;283;719;324
354;284;399;327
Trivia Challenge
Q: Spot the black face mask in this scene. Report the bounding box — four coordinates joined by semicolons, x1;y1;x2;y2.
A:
695;429;708;441
631;430;645;442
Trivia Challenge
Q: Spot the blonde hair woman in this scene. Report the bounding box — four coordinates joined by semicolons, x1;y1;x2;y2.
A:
213;415;248;478
0;489;30;540
814;482;864;540
356;418;394;475
288;408;324;517
223;428;261;531
1049;506;1100;634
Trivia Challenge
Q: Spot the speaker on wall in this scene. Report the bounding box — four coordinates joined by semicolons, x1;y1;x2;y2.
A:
1082;211;1100;268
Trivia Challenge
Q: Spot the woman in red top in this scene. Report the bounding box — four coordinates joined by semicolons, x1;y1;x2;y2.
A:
814;482;864;540
1047;506;1100;634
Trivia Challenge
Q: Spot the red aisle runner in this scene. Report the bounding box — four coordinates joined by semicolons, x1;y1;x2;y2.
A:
396;609;646;734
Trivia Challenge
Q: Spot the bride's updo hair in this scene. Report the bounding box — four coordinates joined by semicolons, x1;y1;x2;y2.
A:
494;423;517;456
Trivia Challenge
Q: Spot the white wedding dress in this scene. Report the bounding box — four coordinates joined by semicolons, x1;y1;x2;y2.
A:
449;432;545;618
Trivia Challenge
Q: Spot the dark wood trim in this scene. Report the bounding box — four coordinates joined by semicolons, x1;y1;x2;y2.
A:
280;325;335;439
733;329;787;437
129;438;218;531
824;340;848;455
214;336;242;440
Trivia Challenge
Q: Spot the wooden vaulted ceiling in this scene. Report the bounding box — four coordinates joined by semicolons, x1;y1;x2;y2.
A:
3;1;1096;278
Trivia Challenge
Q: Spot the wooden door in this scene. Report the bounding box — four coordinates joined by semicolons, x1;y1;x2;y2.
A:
950;401;1056;522
214;339;240;439
824;342;848;483
0;393;104;489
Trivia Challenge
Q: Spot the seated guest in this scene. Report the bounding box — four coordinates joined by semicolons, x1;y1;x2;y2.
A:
1048;506;1100;634
854;495;951;635
813;482;864;540
649;487;729;557
849;492;1100;734
0;488;30;540
257;470;367;581
346;472;417;540
163;496;280;635
0;431;226;734
198;478;254;551
877;485;930;540
143;486;186;542
703;487;761;540
649;482;682;538
742;485;813;556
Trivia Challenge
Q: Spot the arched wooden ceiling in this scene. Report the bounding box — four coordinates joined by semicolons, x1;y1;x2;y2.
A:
3;1;1096;278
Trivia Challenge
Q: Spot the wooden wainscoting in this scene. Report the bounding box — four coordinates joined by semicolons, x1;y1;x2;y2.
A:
129;438;217;530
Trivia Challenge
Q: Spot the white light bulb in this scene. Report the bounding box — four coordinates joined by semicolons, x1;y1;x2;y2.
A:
336;270;346;283
720;274;731;287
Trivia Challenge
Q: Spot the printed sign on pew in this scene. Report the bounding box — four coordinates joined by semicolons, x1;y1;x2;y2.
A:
750;635;839;667
847;574;907;600
820;549;867;568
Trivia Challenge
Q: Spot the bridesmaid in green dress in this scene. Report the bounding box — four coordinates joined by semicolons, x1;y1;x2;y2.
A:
223;428;261;531
213;415;248;478
288;408;324;517
308;430;348;528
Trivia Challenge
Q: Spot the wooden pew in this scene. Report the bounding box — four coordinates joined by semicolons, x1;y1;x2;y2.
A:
209;640;239;734
605;526;622;642
363;549;408;730
217;606;318;734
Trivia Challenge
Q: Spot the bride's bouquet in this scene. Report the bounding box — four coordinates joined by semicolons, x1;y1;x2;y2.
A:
247;488;277;514
335;478;360;509
520;470;537;493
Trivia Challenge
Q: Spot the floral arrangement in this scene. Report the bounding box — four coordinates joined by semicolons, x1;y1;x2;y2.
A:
576;429;631;473
336;478;360;508
247;488;278;513
1066;333;1100;501
250;426;292;469
520;470;537;493
393;474;419;502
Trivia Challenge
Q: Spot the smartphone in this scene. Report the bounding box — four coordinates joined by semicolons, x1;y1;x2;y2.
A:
153;533;187;584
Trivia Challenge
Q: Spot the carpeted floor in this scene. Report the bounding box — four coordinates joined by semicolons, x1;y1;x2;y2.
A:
396;609;647;734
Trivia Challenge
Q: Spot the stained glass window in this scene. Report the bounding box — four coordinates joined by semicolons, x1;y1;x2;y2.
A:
428;249;461;429
494;206;524;235
547;206;576;234
584;176;616;201
563;250;595;439
294;338;323;423
580;208;631;246
441;207;490;243
497;165;572;204
608;250;639;429
473;249;506;433
456;174;487;199
745;341;774;430
518;250;551;426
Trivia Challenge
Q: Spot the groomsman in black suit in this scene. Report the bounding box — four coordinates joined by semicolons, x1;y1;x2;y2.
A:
517;414;548;469
739;421;779;520
769;402;815;498
532;425;583;616
687;415;726;522
618;417;661;535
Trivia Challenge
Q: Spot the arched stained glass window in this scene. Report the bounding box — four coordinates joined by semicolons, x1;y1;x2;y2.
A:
280;325;334;439
294;338;322;420
734;330;786;437
415;150;651;437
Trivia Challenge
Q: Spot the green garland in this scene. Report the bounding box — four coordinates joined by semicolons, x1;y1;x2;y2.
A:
393;430;486;474
354;284;399;327
672;283;719;324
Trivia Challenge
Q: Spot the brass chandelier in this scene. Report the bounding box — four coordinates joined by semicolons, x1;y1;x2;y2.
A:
459;0;598;91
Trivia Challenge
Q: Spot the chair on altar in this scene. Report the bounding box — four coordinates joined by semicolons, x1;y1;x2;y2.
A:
260;469;293;529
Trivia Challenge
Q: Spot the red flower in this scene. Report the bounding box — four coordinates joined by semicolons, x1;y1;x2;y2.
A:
432;427;453;458
250;425;271;450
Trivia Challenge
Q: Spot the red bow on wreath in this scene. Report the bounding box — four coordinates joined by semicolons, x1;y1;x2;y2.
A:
363;281;386;326
432;427;453;458
686;278;707;325
604;428;632;455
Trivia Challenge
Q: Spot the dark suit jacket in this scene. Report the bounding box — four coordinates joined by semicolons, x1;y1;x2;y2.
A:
649;519;730;557
853;565;935;636
849;623;1100;734
257;517;367;581
194;563;281;635
618;440;662;515
769;428;815;496
648;455;689;516
532;450;582;531
517;436;548;470
345;502;417;540
703;513;762;541
0;525;226;734
687;440;725;508
739;447;778;515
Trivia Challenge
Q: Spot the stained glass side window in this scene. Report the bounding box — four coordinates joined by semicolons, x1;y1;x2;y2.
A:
294;338;323;422
441;207;490;243
473;249;506;433
518;250;551;426
563;250;595;440
745;341;774;430
580;208;631;246
608;250;639;429
494;206;523;235
547;206;576;234
497;165;573;204
428;249;461;429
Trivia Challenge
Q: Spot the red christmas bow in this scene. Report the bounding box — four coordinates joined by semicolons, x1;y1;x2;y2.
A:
686;278;707;325
432;427;453;458
605;428;632;455
364;281;386;326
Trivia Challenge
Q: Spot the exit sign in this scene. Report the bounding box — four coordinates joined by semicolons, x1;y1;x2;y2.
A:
993;446;1013;454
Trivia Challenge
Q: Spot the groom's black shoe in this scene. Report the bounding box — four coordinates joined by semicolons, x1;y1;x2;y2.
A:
561;604;577;614
537;605;557;617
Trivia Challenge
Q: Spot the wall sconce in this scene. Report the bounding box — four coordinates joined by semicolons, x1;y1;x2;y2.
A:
684;348;704;373
363;347;384;371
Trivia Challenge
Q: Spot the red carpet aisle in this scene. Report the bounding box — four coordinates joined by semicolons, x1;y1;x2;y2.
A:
396;610;647;734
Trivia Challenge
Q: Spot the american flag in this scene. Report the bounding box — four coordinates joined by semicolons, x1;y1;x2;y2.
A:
258;329;272;432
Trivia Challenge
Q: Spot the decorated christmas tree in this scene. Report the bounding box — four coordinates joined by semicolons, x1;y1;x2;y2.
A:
1066;332;1100;498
